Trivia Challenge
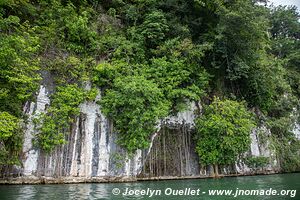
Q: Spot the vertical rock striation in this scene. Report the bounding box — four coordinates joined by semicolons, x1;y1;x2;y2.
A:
23;86;50;176
22;85;144;178
21;84;282;180
140;102;200;177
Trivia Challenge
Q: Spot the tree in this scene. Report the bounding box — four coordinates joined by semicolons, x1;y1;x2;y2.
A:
140;10;169;47
0;15;40;117
0;112;22;166
146;56;208;112
195;98;255;177
269;6;300;98
36;84;86;152
199;0;269;97
100;75;170;152
0;9;40;170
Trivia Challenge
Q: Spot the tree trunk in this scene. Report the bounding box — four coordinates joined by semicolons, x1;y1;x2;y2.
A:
214;164;219;178
163;128;166;176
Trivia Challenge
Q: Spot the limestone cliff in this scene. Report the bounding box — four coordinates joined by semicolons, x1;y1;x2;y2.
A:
19;83;288;181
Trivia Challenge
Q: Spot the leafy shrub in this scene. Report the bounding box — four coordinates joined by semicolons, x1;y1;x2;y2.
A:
244;156;269;169
36;84;86;152
195;98;255;168
100;75;170;152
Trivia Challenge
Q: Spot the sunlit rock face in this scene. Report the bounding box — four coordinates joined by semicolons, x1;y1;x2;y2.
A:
21;82;280;179
21;86;200;178
293;123;300;140
141;122;279;177
139;102;200;177
23;86;50;176
141;101;280;177
22;85;144;178
162;102;198;127
234;126;278;175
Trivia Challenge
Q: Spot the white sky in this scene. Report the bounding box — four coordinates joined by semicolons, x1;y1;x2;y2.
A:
268;0;300;10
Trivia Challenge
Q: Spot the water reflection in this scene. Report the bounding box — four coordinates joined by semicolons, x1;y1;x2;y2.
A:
16;185;37;200
89;183;110;199
0;173;299;200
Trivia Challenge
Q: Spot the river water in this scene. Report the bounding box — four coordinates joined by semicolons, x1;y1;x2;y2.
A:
0;173;299;199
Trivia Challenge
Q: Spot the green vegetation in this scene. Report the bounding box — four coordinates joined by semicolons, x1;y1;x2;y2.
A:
0;0;299;174
244;156;269;171
195;98;255;176
35;84;86;152
0;4;40;171
100;75;170;152
0;112;22;165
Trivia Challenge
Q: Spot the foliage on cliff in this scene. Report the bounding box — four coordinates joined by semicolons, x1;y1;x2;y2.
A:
195;98;255;175
0;7;40;169
100;75;170;152
35;84;86;152
0;112;22;165
0;0;299;171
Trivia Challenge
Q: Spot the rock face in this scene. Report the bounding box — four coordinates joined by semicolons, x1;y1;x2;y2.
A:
234;127;278;175
22;86;50;176
140;102;200;177
140;125;200;177
22;85;144;178
294;123;300;140
140;122;280;177
20;83;283;180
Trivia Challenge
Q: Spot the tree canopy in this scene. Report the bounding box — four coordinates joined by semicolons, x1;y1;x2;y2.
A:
195;98;255;176
0;0;299;172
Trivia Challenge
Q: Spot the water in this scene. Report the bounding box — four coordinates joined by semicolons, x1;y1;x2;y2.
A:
0;174;299;199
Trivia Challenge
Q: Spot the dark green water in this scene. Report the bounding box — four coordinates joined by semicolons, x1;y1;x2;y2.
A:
0;173;299;199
